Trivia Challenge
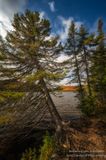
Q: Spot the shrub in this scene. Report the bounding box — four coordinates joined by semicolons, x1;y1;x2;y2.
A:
20;132;55;160
80;96;95;116
39;132;55;160
21;148;37;160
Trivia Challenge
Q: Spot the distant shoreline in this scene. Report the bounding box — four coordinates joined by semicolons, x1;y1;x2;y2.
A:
59;85;78;92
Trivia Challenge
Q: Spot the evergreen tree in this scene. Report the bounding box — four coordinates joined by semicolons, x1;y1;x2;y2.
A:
66;22;96;116
4;10;65;130
90;18;106;109
65;21;84;99
0;35;25;104
78;25;92;96
0;11;71;151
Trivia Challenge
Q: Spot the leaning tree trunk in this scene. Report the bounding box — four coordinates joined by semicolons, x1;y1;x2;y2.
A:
40;78;62;126
36;60;62;125
40;79;70;148
36;60;70;148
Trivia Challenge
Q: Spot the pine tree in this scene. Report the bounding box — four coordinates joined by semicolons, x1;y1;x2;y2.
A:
0;11;71;151
90;18;106;109
4;10;66;132
78;25;92;96
0;35;25;104
66;22;97;116
66;21;84;99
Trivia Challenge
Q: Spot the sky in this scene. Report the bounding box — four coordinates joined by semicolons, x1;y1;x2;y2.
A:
0;0;106;85
0;0;106;40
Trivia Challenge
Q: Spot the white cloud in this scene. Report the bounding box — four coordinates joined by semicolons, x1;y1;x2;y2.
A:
56;53;70;63
57;16;73;42
56;16;82;42
59;78;70;85
0;0;27;17
48;1;56;12
0;0;27;38
39;11;49;20
0;12;12;38
40;11;46;19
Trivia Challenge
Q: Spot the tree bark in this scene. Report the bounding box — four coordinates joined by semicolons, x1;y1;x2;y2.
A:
40;78;62;126
83;47;92;96
35;60;62;127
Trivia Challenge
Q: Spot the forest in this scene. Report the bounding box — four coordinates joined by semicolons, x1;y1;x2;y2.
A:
0;10;106;160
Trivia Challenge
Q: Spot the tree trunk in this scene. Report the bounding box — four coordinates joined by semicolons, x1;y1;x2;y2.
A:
74;52;84;99
40;79;71;148
83;47;92;96
36;61;70;148
40;78;62;126
35;60;62;125
73;36;84;99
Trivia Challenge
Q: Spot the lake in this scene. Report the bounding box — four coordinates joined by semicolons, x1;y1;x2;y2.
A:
51;92;82;120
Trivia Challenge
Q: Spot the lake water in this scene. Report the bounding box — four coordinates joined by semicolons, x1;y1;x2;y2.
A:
51;92;82;120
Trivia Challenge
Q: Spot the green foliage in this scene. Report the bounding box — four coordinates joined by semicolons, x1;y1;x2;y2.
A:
0;92;25;103
90;18;106;109
80;96;95;116
20;133;55;160
3;9;63;101
39;132;55;160
26;70;64;83
66;18;106;117
21;148;37;160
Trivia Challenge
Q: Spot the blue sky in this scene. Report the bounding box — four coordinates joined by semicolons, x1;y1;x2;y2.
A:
27;0;106;32
0;0;106;40
27;0;106;23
